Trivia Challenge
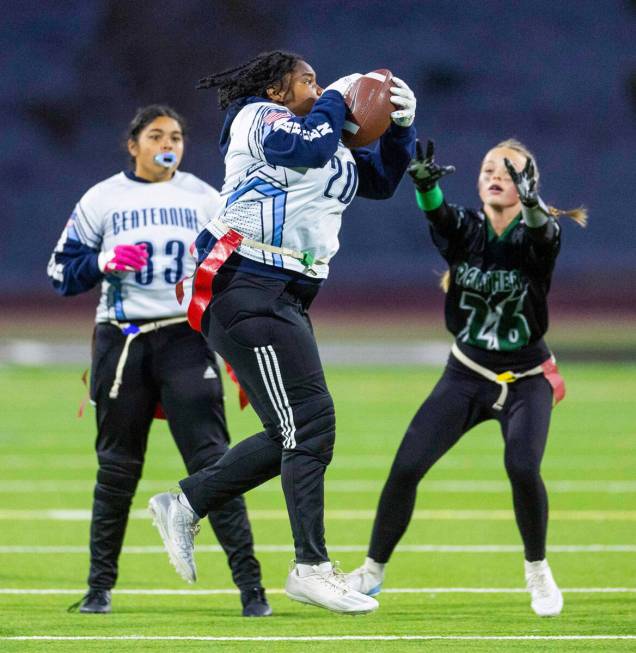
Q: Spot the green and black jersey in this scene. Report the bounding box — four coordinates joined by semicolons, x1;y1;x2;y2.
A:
424;200;561;370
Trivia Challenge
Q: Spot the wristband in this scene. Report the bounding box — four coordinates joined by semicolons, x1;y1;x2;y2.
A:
416;185;444;212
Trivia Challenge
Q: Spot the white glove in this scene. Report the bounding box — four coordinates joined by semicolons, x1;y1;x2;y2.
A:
324;73;362;97
390;77;416;127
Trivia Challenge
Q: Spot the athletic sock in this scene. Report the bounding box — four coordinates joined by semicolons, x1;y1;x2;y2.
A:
365;557;386;577
296;561;331;577
177;492;195;514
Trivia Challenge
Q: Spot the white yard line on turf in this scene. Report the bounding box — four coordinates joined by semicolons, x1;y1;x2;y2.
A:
1;588;635;595
2;509;636;521
1;544;635;554
2;479;636;493
3;453;633;471
2;636;636;642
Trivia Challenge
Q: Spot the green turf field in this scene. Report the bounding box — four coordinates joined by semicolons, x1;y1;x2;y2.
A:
0;363;635;651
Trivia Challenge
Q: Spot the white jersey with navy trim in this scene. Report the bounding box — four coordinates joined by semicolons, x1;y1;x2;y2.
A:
48;171;223;322
209;101;358;278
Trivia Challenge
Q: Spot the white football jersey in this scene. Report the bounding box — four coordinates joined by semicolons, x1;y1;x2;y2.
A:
209;101;358;278
54;171;223;322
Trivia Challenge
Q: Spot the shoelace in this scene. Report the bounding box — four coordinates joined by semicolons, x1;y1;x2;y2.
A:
174;523;200;551
319;562;350;596
173;504;201;552
317;572;347;596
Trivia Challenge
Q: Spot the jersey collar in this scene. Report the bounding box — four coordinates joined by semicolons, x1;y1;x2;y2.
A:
124;170;177;184
219;95;275;156
486;212;522;241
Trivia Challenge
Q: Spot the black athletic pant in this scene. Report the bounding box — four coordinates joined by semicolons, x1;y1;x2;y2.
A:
180;269;334;564
368;355;553;563
89;321;262;591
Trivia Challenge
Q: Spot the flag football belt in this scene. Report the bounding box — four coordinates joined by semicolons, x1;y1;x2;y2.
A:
209;218;328;275
107;316;187;399
450;342;565;411
177;219;327;333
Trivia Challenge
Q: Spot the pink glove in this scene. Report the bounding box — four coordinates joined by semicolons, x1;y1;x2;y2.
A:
98;243;148;273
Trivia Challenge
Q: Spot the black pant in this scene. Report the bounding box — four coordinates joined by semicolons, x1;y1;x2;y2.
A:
180;270;334;564
368;354;553;563
89;321;262;591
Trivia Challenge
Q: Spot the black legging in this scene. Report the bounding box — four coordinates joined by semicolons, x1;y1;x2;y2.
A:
89;321;261;591
368;356;553;563
181;270;335;564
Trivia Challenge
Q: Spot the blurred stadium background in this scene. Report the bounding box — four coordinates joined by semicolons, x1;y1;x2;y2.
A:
1;1;635;649
1;0;635;359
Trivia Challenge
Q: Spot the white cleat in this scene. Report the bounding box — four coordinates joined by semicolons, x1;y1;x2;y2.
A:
525;559;563;617
345;558;385;597
285;561;379;614
148;492;200;583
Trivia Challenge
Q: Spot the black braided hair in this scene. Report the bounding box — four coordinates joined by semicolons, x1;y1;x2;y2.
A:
197;50;303;109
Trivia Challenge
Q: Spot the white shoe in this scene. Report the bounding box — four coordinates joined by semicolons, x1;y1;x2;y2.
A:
346;557;385;596
148;492;200;583
285;561;379;614
525;559;563;616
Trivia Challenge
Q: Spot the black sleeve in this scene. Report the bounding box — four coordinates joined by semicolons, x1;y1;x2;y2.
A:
425;201;463;239
522;218;562;277
426;204;481;265
525;217;560;246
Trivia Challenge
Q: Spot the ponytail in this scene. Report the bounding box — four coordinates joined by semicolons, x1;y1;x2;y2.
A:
547;205;588;227
440;270;451;293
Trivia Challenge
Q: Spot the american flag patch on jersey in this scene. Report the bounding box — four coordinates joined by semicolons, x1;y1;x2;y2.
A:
263;110;291;125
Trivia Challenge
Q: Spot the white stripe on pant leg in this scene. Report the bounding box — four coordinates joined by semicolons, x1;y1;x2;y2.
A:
254;347;291;448
266;345;296;449
259;346;292;447
261;346;295;449
254;347;290;447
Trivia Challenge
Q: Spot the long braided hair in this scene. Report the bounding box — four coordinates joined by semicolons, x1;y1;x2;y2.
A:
197;50;302;109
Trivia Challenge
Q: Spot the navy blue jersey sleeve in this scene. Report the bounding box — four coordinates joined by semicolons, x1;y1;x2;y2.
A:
262;90;347;168
352;123;416;199
47;221;103;296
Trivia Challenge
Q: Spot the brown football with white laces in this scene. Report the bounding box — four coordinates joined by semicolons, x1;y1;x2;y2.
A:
342;69;394;148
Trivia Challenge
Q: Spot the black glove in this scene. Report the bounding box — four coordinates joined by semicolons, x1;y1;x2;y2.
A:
503;157;550;216
408;139;456;192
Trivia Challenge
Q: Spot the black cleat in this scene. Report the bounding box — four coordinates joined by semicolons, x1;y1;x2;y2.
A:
68;589;112;614
240;587;272;617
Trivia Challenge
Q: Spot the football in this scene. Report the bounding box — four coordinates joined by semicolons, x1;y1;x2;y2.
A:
342;69;394;148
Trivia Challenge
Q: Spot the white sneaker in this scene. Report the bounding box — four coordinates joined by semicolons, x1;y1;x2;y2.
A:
525;559;563;616
285;561;379;614
148;492;200;583
346;557;385;596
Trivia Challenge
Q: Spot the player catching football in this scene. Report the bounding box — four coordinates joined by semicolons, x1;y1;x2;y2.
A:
48;105;271;617
347;139;586;617
148;50;416;614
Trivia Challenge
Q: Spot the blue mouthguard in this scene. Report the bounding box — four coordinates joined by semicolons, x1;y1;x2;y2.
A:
154;152;177;168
